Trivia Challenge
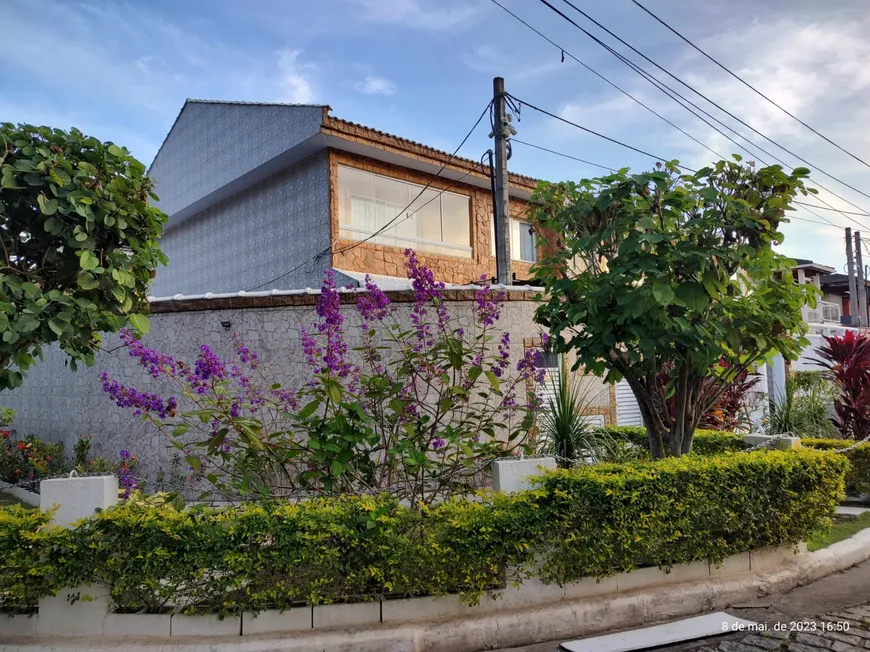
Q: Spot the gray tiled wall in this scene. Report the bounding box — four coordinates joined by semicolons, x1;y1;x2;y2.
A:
150;151;331;296
148;102;324;218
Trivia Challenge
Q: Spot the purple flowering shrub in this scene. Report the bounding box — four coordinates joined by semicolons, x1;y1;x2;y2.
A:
101;251;543;505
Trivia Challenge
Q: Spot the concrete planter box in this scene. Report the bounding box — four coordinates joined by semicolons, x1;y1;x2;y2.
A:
750;546;801;573
617;560;711;592
37;585;109;637
170;613;240;637
0;614;38;638
102;613;171;637
710;551;751;578
381;594;466;623
312;601;381;629
242;608;311;634
1;486;39;506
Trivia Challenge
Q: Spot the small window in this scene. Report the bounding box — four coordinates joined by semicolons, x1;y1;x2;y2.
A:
490;219;538;263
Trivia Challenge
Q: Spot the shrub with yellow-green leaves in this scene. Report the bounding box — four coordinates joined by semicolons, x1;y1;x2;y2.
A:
0;449;847;616
800;438;870;496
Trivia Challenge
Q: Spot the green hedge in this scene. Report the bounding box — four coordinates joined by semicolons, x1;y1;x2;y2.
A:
605;425;868;497
602;426;749;455
801;439;870;495
0;450;847;615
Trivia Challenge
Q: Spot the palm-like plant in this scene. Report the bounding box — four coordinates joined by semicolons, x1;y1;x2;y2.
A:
813;331;870;440
538;372;620;467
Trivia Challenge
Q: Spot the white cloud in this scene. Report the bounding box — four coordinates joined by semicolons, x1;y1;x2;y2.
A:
276;49;318;103
354;75;397;96
351;0;476;30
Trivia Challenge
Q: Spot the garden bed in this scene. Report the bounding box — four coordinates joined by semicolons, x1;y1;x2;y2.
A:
0;448;847;617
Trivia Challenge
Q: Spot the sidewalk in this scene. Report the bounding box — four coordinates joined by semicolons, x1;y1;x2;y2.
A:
499;559;870;652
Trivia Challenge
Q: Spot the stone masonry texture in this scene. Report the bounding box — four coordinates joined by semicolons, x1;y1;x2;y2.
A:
328;149;537;284
1;295;612;482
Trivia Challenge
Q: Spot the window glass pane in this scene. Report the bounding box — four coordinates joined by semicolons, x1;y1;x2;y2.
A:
441;193;471;247
338;166;374;228
519;223;536;262
409;188;442;243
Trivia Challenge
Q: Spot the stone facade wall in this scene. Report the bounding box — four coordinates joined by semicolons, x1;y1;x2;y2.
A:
151;151;331;297
328;149;537;283
1;294;612;482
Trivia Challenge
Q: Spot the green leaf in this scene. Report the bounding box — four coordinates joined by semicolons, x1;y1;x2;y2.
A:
185;455;201;472
652;281;674;306
76;273;100;291
79;251;99;271
484;370;501;392
298;400;320;420
49;168;71;187
47;320;63;336
107;144;125;157
675;282;710;312
129;313;150;335
330;460;343;476
325;379;342;404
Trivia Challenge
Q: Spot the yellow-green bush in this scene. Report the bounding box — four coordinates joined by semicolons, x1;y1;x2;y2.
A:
0;450;847;616
602;426;748;455
801;439;870;496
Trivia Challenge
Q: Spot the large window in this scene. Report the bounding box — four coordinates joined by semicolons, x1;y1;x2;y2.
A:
490;219;538;263
337;165;472;258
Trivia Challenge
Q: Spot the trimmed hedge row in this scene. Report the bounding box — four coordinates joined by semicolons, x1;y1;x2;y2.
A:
801;438;870;495
602;426;748;455
604;426;870;496
0;449;847;616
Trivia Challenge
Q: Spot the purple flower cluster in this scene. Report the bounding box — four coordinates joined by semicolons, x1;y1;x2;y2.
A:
100;371;177;418
234;335;259;368
271;387;299;412
516;348;546;385
117;465;137;499
404;249;448;350
189;345;227;394
301;269;357;381
493;332;511;378
431;436;446;451
473;277;506;327
356;275;392;329
121;328;176;377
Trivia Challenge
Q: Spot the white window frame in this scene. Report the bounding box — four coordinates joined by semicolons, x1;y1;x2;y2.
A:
337;165;472;258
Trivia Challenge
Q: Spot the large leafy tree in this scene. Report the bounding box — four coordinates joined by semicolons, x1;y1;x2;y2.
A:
532;158;817;458
0;123;167;389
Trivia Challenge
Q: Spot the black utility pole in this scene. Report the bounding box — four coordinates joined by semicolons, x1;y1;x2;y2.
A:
492;77;511;286
847;227;859;325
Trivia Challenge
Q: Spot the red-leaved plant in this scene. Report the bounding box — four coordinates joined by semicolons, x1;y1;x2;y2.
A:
814;331;870;440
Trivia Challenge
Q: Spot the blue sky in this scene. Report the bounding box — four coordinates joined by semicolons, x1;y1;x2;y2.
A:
3;0;870;270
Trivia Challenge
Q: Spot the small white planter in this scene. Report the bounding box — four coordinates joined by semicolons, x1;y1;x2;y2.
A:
170;613;240;637
312;601;381;629
242;607;311;635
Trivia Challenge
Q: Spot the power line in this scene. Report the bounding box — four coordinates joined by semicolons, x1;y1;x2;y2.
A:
792;202;870;218
511;138;617;172
246;101;494;292
486;0;724;160
528;0;870;229
537;0;870;204
629;0;870;171
511;136;846;230
508;94;685;167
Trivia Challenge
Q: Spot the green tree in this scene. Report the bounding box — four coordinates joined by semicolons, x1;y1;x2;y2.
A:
531;158;817;458
0;123;167;389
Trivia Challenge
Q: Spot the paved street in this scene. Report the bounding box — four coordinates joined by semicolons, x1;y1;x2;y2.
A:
500;559;870;652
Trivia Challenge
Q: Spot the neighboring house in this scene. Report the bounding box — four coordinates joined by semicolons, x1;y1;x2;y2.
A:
147;99;540;297
788;257;870;326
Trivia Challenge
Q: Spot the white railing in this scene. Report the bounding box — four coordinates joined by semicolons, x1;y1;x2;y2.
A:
805;301;841;324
